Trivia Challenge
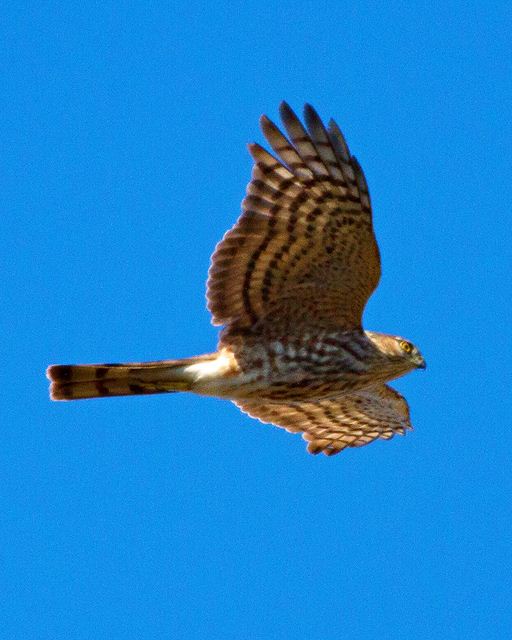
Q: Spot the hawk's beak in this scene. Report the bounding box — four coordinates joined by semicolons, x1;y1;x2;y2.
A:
416;357;427;370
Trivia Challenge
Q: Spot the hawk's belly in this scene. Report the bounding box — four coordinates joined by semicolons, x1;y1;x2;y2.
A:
191;335;394;401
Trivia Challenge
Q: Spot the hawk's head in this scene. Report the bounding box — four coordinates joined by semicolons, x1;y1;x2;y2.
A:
365;331;426;371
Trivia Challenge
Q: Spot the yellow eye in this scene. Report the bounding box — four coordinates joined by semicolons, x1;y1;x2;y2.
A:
400;340;413;353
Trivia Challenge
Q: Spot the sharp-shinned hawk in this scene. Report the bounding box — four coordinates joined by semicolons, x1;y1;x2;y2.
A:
47;102;425;456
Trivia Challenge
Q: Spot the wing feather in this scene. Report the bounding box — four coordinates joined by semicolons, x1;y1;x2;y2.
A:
207;102;381;331
235;385;411;456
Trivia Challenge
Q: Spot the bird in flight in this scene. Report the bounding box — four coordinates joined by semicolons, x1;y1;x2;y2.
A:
47;102;425;456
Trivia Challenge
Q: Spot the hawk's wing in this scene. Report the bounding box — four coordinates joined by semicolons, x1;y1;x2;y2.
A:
207;102;381;332
234;385;411;456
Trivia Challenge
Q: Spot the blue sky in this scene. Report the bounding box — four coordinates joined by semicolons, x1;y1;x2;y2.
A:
2;2;511;638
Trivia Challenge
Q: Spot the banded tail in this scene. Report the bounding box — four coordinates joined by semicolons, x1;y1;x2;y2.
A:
47;354;219;401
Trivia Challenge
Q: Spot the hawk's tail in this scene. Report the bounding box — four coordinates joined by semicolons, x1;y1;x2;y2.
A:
46;354;217;401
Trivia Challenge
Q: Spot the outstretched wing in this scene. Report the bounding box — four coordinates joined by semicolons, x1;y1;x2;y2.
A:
207;102;381;332
234;385;411;456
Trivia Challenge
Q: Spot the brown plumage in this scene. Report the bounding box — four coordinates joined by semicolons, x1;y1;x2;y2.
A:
47;102;425;456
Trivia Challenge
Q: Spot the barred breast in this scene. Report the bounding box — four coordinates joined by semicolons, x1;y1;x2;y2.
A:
192;328;392;401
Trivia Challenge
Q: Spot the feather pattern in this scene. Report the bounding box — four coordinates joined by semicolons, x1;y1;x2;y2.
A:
206;102;380;332
235;384;411;455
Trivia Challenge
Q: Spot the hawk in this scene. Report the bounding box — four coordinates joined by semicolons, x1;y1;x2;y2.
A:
47;102;425;456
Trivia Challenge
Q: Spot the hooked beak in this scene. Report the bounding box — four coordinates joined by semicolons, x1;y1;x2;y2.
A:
416;357;427;370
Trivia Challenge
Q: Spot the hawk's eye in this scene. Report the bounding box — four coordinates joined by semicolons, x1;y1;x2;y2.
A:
399;340;413;353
